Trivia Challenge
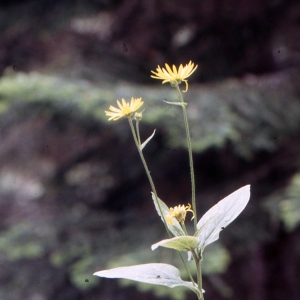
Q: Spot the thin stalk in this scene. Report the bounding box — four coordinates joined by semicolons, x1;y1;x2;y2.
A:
191;249;204;300
181;223;189;236
128;117;167;230
175;84;197;231
128;117;195;285
135;120;141;145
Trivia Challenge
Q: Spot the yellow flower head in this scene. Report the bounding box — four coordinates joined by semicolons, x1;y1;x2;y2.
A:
151;61;198;92
166;203;195;226
105;97;144;121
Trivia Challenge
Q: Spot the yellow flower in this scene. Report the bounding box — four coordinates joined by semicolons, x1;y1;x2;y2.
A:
105;97;144;121
166;204;195;226
151;61;198;92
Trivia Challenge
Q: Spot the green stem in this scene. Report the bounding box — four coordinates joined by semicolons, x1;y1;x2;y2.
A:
191;250;204;300
135;120;141;145
128;117;167;230
175;84;197;231
128;117;195;285
181;223;189;236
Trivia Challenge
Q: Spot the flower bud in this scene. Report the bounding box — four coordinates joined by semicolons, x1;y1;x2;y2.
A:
134;111;143;121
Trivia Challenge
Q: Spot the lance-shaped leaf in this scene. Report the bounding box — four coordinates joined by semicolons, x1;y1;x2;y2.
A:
196;185;250;253
140;129;156;150
151;236;199;252
94;263;199;293
163;100;187;107
151;193;185;236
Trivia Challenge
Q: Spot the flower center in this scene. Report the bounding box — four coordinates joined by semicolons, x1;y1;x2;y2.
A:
122;106;132;116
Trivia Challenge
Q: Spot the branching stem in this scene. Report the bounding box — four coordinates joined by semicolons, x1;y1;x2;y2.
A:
128;116;196;286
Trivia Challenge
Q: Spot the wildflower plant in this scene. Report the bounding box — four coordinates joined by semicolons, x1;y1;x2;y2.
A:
95;62;251;300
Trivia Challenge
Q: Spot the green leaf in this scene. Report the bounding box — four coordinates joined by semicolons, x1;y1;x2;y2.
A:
151;236;199;252
163;100;187;107
94;263;199;294
196;185;250;253
140;129;156;150
151;193;185;236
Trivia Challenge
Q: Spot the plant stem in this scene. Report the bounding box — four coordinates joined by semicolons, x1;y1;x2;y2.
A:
175;85;197;231
181;223;189;236
136;120;141;146
128;117;167;230
191;250;204;300
197;260;204;300
128;117;195;285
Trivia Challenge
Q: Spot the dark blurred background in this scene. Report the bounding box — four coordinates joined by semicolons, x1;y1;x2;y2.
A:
1;0;300;299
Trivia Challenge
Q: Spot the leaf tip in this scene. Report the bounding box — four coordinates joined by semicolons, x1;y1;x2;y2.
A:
243;184;251;198
151;244;158;251
244;184;251;191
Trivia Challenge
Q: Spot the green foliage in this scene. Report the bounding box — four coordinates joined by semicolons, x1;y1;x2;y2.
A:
50;242;91;268
0;222;45;260
279;174;300;231
3;70;299;160
152;236;200;252
0;70;113;122
70;256;100;290
202;243;231;275
264;173;300;232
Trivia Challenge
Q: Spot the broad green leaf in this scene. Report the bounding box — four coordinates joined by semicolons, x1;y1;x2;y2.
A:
94;263;199;293
140;129;156;150
196;185;250;253
151;193;185;236
151;236;199;252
